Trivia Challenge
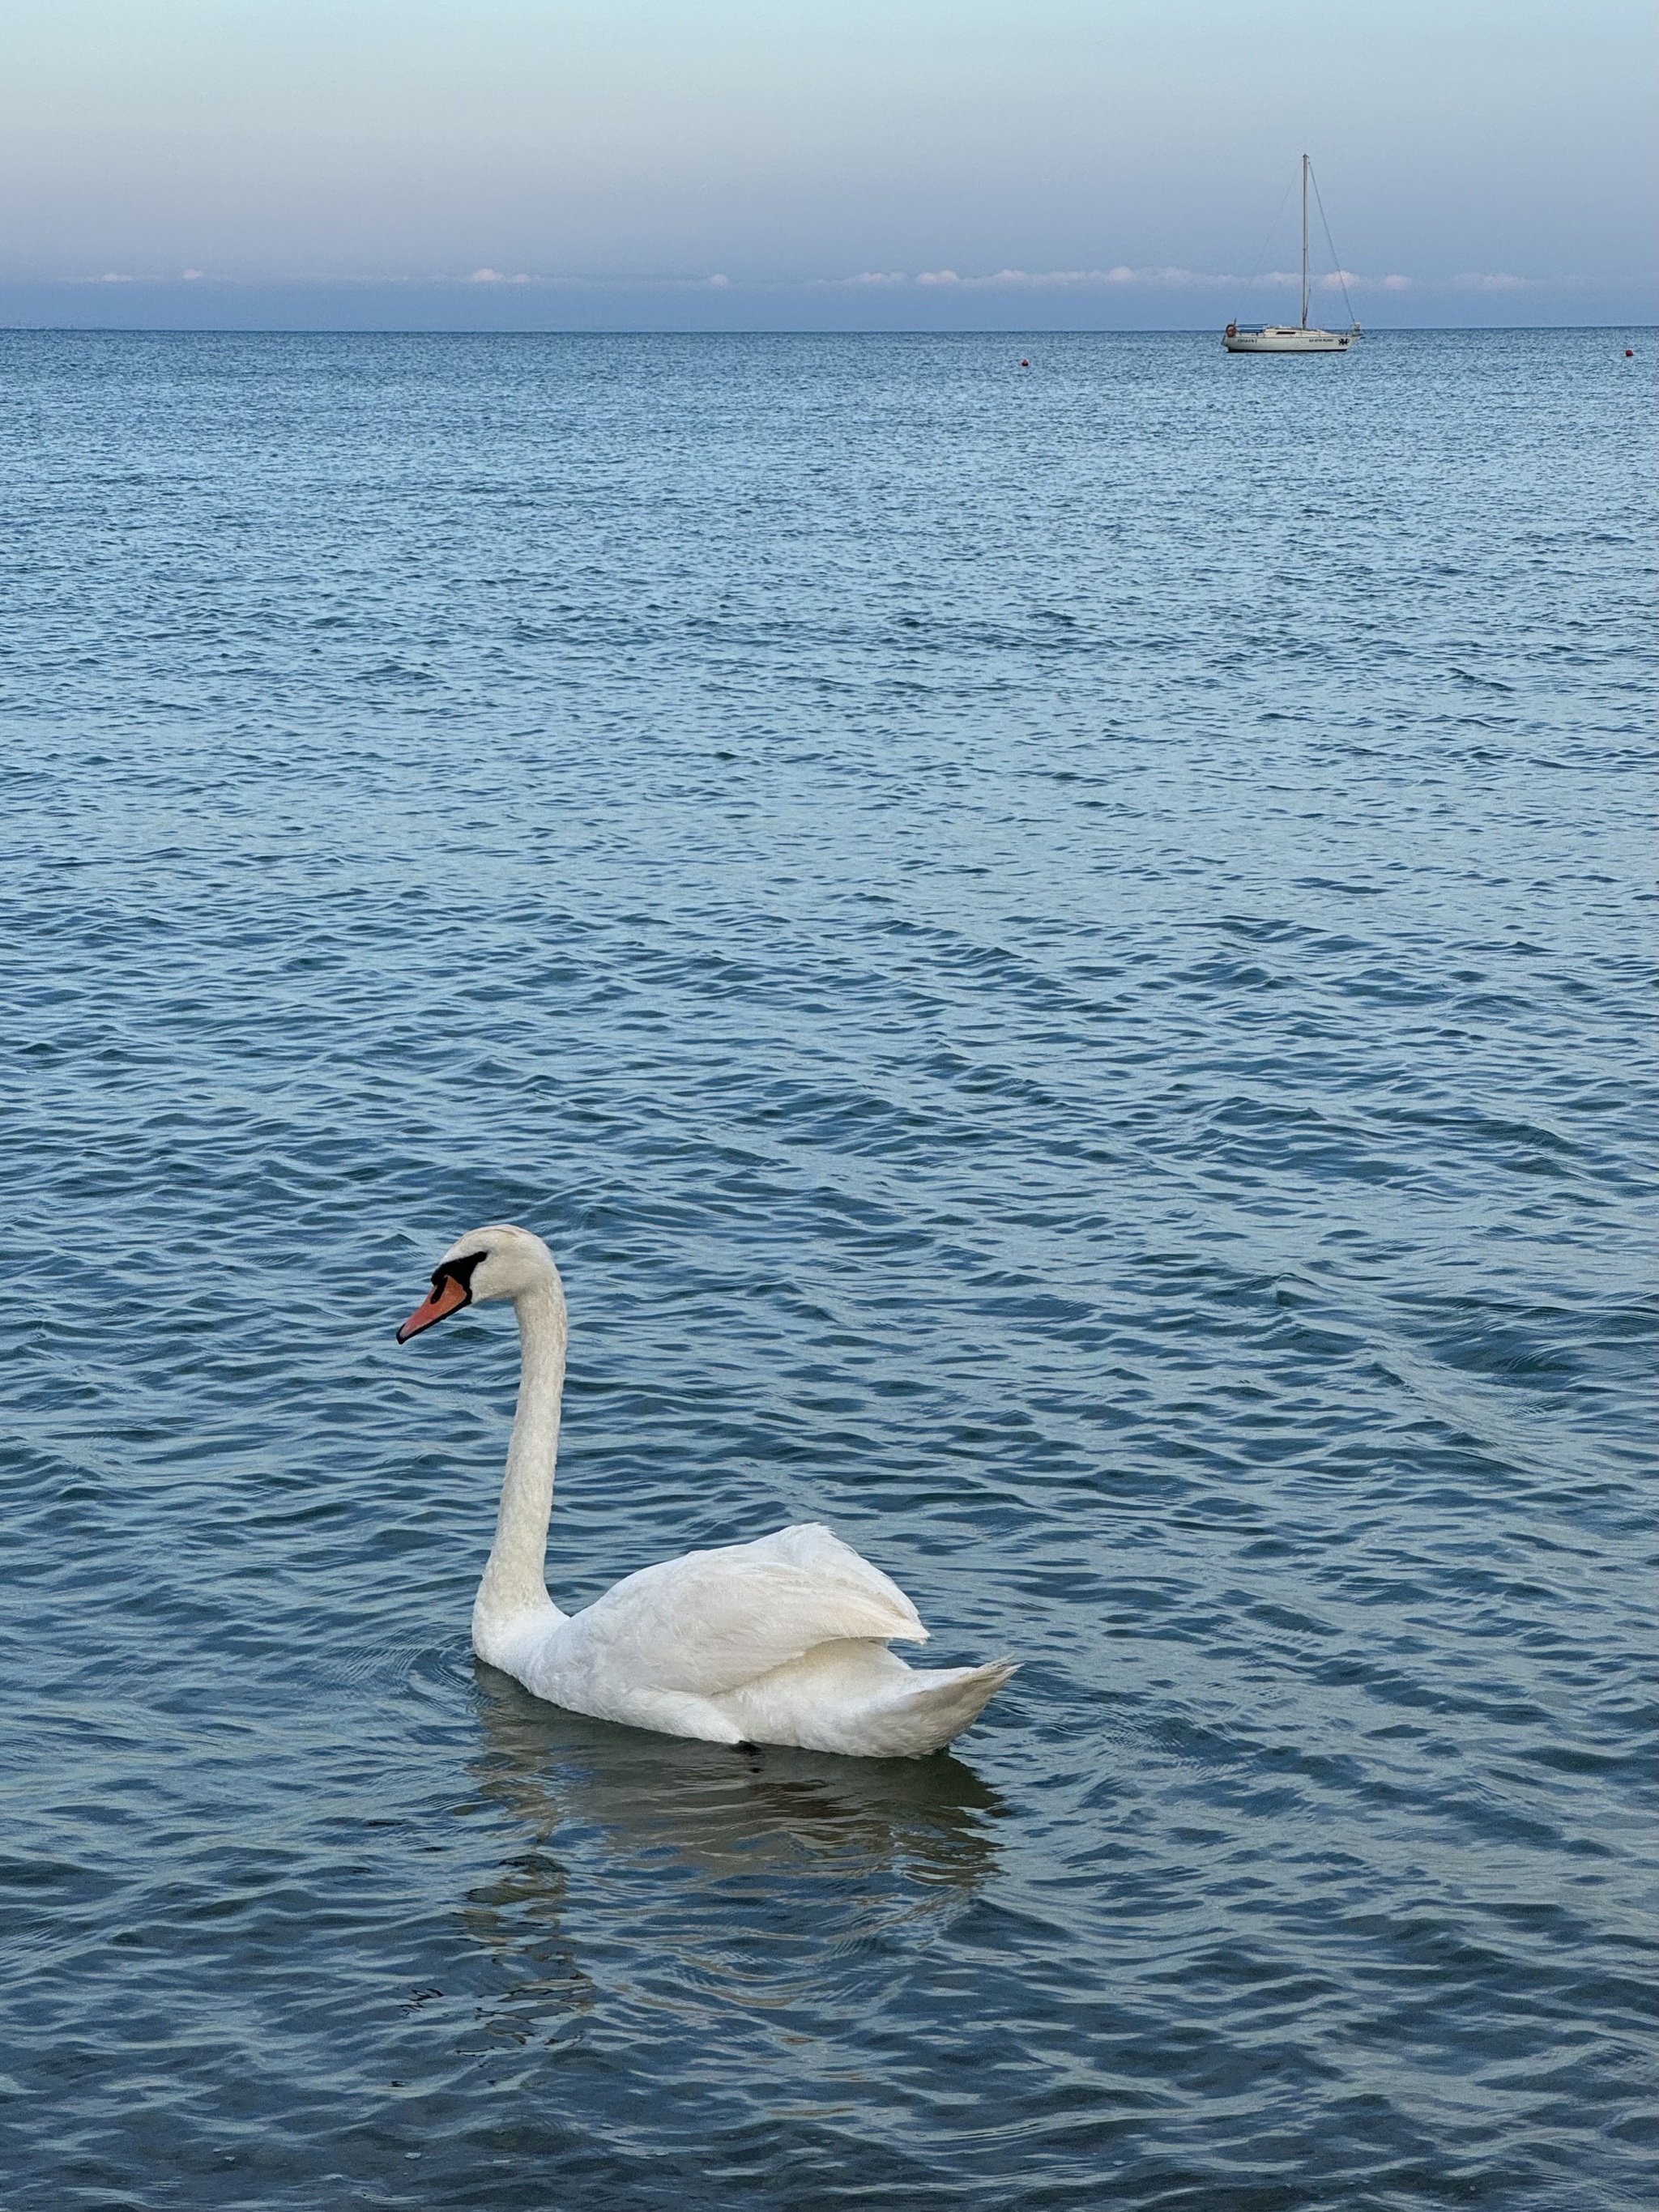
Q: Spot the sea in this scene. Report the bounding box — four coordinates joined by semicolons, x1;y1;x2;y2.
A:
2;327;1654;2212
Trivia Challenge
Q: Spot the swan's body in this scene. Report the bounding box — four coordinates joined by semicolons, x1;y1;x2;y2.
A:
399;1225;1014;1758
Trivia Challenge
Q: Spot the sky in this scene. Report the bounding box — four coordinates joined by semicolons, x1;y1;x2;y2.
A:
0;0;1653;329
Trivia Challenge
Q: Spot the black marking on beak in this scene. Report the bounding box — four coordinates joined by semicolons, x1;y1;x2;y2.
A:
433;1249;488;1299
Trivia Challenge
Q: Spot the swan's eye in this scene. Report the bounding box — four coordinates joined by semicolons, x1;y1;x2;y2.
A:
435;1249;488;1297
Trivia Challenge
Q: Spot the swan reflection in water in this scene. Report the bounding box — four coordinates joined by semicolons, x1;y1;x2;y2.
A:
457;1662;1008;2053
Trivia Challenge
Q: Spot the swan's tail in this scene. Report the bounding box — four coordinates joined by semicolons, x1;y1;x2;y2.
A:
864;1657;1018;1758
713;1642;1018;1759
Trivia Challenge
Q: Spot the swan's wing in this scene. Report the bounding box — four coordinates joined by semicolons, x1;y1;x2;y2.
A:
557;1523;928;1700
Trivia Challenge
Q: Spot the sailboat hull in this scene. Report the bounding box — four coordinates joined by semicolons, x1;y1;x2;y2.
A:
1223;326;1357;353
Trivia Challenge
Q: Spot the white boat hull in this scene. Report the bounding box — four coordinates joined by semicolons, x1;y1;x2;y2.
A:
1223;325;1357;353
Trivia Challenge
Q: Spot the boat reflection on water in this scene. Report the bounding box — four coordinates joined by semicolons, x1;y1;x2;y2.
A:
455;1663;1009;2053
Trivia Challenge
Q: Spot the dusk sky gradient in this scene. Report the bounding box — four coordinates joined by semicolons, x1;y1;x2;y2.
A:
1;0;1653;327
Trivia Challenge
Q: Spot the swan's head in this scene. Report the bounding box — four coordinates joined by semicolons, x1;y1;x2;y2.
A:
396;1223;561;1343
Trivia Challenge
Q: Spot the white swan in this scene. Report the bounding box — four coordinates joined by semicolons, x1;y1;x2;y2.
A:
397;1225;1015;1758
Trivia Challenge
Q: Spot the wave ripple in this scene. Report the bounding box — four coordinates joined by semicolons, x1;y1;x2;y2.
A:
2;330;1653;2211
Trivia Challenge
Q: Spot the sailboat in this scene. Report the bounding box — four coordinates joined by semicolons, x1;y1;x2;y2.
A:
1224;156;1362;354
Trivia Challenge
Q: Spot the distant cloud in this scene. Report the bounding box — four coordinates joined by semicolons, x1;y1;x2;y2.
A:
808;263;1465;296
827;265;1235;292
1106;266;1213;288
36;262;1578;306
465;266;731;289
884;265;1222;290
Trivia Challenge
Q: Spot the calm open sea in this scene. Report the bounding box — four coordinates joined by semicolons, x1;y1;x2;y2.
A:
2;329;1654;2211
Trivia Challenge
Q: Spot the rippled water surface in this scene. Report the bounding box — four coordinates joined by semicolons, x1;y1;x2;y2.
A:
3;330;1655;2210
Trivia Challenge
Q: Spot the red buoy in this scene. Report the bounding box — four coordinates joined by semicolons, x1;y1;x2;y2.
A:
1625;348;1635;358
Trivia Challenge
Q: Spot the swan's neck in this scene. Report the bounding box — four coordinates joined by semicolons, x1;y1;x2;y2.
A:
474;1281;567;1639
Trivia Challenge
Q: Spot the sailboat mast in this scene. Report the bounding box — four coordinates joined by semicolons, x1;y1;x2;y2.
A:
1300;154;1310;328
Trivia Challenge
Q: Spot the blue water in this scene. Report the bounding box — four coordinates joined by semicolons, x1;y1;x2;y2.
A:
2;329;1654;2212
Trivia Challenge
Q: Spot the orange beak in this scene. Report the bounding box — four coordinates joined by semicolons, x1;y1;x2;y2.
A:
396;1272;471;1344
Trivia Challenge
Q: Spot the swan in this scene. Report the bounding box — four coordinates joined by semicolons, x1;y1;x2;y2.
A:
397;1225;1015;1758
